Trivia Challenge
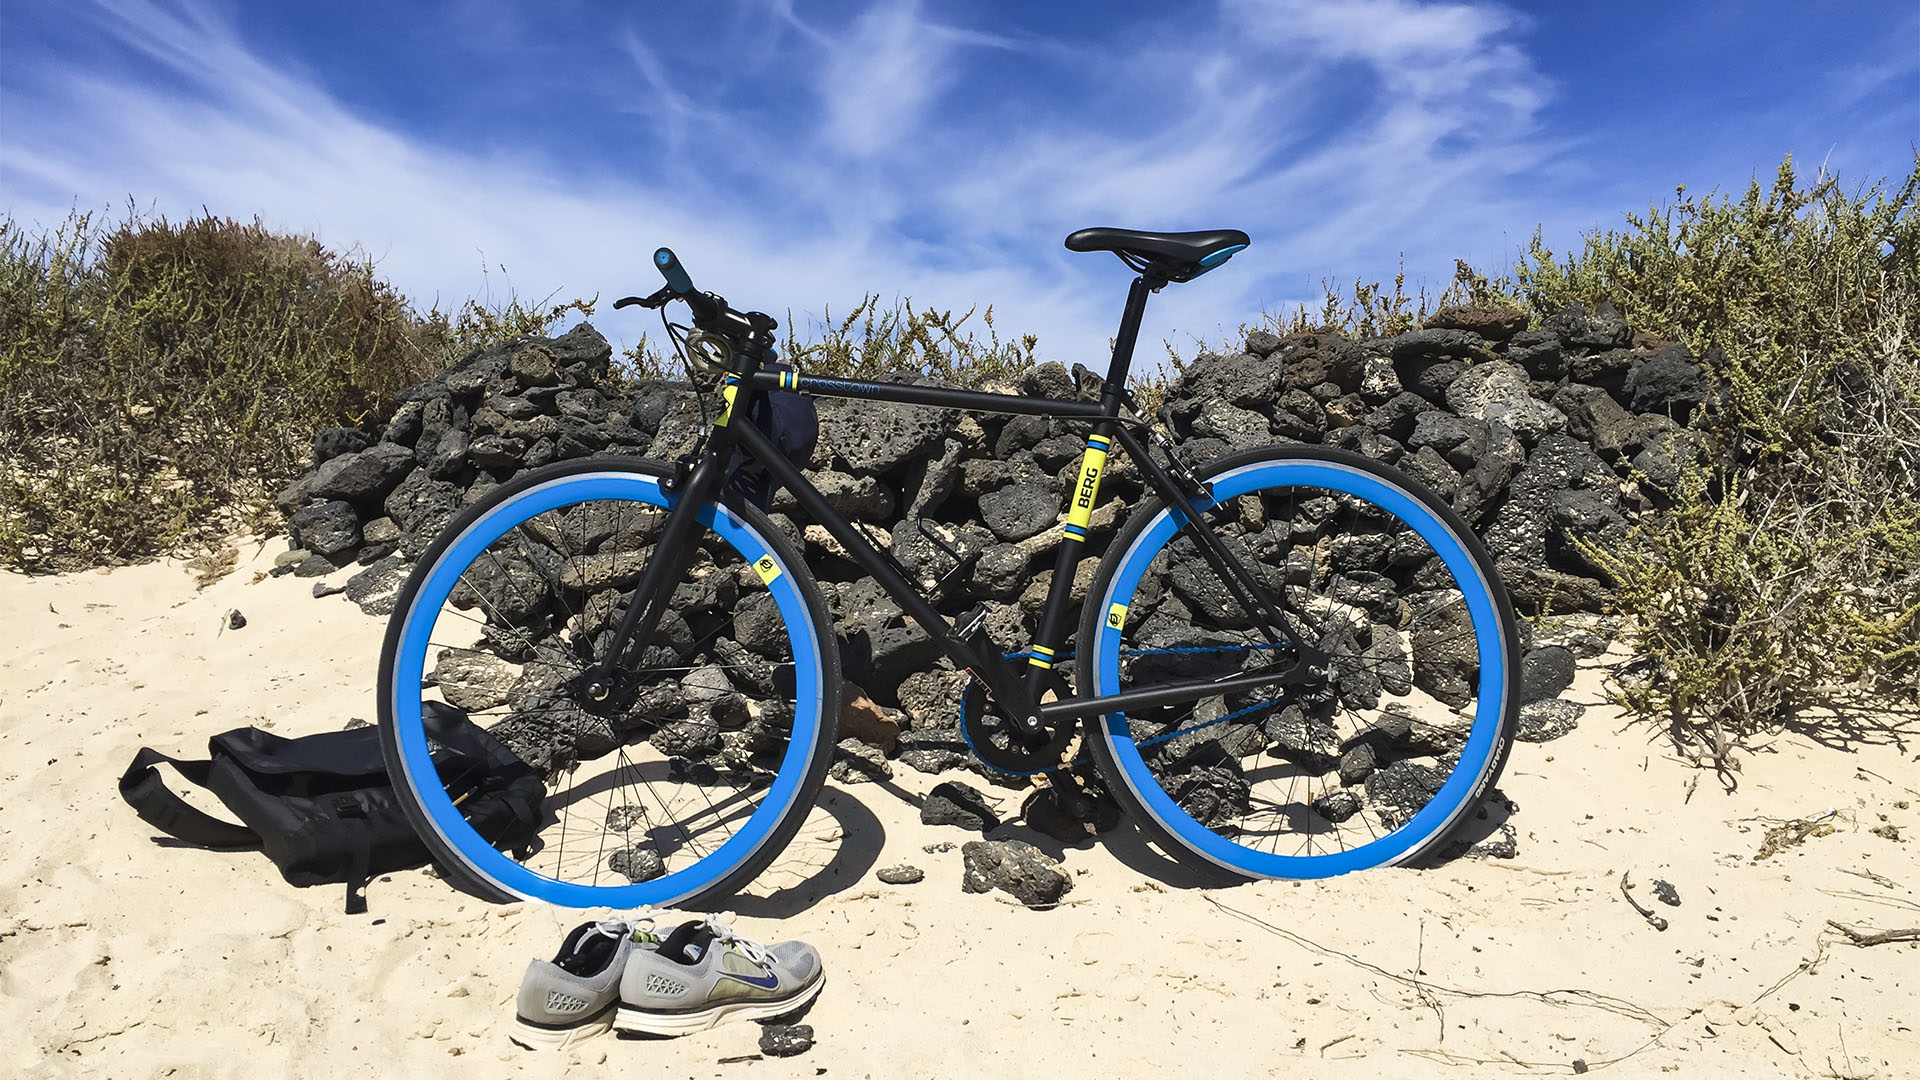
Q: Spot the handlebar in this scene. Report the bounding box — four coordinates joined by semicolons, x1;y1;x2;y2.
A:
653;247;695;295
611;247;779;358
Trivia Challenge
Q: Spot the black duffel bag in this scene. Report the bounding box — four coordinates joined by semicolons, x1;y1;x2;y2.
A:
119;702;543;912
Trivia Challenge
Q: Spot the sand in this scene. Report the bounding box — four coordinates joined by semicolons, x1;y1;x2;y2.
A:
2;537;1916;1079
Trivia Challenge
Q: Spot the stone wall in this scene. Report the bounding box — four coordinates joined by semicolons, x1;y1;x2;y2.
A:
276;302;1709;790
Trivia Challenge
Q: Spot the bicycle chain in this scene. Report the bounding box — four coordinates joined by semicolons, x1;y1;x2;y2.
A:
964;641;1296;774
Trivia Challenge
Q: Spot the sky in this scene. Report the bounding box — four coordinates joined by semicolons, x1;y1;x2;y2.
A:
3;0;1916;368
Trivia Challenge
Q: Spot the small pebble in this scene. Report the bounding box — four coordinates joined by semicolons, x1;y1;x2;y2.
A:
877;865;924;885
313;582;347;598
227;609;247;630
759;1023;814;1057
1651;879;1681;907
922;841;955;854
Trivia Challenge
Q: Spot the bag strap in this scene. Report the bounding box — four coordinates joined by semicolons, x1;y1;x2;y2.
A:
118;747;263;851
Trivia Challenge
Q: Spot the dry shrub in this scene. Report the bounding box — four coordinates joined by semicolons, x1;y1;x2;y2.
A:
0;207;588;571
1519;156;1920;764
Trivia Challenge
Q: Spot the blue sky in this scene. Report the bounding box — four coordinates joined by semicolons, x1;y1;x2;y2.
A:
3;0;1915;366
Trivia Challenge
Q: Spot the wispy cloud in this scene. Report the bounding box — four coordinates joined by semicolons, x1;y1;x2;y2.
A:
3;0;1910;370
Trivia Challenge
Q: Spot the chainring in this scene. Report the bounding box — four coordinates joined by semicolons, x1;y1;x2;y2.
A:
959;656;1077;775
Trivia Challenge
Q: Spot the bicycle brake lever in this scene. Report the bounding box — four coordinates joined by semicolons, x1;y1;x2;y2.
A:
614;286;678;311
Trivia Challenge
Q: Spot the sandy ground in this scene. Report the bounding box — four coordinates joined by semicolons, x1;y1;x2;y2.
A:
2;537;1917;1080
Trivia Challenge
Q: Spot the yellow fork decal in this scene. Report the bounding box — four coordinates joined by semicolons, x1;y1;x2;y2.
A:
715;377;740;427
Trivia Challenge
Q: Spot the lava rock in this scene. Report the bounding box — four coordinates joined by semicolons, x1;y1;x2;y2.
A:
288;500;362;558
1386;327;1484;363
311;426;374;468
1545;300;1631;350
960;839;1073;907
1517;698;1585;742
607;846;665;883
343;555;409;617
1520;645;1577;704
978;482;1059;542
817;395;953;476
1551;383;1637;460
921;780;1001;832
829;738;892;784
1506;330;1568;381
1445;361;1568;445
1623;345;1709;420
759;1024;814;1057
292;553;344;578
1424;304;1527;341
434;650;518;711
310;442;417;504
877;865;925;885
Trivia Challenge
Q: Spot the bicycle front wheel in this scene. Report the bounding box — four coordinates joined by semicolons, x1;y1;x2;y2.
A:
378;458;841;908
1078;445;1519;880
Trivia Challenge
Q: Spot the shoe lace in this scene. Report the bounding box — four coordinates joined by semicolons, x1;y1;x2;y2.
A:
700;913;774;968
588;914;657;950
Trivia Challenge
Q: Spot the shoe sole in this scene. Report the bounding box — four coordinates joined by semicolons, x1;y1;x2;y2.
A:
611;973;826;1037
509;1005;617;1051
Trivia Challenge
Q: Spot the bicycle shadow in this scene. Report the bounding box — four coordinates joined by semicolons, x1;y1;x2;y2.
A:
720;787;886;919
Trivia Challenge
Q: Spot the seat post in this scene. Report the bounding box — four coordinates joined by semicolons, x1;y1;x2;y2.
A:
1100;275;1157;410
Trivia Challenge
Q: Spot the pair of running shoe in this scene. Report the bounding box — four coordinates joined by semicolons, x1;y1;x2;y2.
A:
511;913;825;1050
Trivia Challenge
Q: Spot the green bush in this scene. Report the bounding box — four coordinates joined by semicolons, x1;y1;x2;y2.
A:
1517;156;1920;764
0;207;588;571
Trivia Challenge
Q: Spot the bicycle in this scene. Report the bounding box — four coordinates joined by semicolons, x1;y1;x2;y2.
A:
376;228;1521;908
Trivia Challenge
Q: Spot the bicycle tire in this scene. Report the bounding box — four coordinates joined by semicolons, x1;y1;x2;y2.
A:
1077;444;1519;880
377;457;841;908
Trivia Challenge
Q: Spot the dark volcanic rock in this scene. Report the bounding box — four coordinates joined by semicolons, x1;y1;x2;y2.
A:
922;780;1001;832
1551;383;1637;460
817;396;953;476
1445;361;1567;445
877;865;925;885
1545;300;1631;350
1506;330;1568;381
288;500;361;557
344;554;409;617
759;1024;815;1057
960;839;1072;907
1623;345;1709;420
1423;304;1527;341
311;427;374;468
978;482;1058;542
1517;698;1585;742
829;738;892;784
1520;645;1577;704
307;442;417;504
1387;328;1484;362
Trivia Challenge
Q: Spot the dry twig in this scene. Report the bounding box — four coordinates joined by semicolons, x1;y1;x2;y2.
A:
1618;872;1669;931
1826;920;1920;947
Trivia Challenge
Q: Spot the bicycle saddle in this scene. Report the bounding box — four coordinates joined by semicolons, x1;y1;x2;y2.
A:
1064;227;1250;281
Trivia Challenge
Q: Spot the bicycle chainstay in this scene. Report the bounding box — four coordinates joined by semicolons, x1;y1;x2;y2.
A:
959;641;1299;776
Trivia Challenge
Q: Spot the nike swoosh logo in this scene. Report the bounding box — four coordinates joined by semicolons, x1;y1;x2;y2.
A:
721;970;780;990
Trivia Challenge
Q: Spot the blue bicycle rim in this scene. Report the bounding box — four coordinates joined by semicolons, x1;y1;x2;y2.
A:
1091;457;1511;878
386;470;826;907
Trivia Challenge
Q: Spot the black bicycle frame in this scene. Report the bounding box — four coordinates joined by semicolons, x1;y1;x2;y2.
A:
590;274;1322;746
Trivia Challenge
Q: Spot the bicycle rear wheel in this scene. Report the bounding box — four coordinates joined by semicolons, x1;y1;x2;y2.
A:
377;458;840;908
1078;445;1518;880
